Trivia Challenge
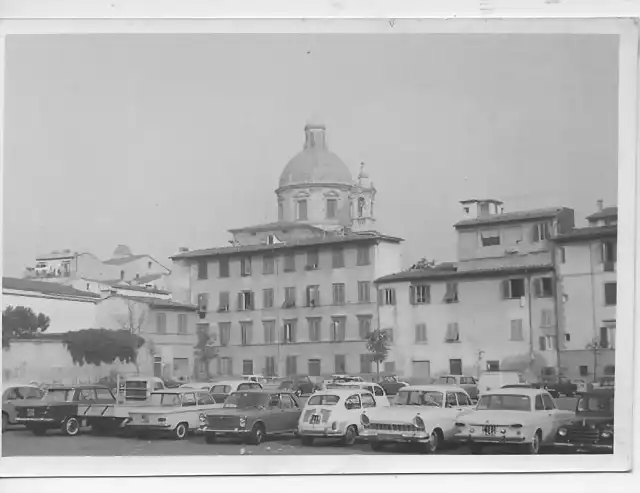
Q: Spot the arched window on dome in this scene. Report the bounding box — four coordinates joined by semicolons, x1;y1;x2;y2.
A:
357;197;366;218
297;199;308;221
326;198;338;219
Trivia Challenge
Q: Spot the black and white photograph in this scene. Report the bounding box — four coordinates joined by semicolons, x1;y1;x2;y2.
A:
0;1;638;488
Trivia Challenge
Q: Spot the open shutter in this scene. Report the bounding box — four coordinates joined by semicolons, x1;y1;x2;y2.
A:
500;280;510;299
249;291;255;310
378;289;384;305
532;278;542;298
539;336;546;351
531;224;539;243
247;324;253;345
291;322;297;343
339;320;346;341
599;241;605;263
409;285;416;305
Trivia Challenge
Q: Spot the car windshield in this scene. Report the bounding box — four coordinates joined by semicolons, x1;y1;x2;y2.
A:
577;395;614;413
211;385;231;394
477;394;531;411
43;389;74;402
148;393;182;407
223;392;268;409
307;394;340;406
394;390;443;407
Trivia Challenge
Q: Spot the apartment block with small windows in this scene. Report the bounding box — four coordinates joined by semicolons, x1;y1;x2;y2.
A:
375;199;575;382
552;203;617;380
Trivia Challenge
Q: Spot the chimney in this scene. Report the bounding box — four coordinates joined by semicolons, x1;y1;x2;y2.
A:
304;123;327;150
597;199;604;211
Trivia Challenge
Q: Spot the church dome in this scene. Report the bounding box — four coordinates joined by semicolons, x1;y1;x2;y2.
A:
278;123;353;189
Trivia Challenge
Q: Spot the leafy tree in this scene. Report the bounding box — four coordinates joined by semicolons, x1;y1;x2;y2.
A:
195;325;218;379
2;306;51;348
586;337;606;381
115;300;149;375
62;328;145;366
366;329;390;380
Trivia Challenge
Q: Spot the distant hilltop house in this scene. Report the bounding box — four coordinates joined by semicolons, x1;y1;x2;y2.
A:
22;244;172;297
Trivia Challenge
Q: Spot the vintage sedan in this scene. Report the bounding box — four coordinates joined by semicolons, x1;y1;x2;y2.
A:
554;389;614;453
209;380;263;403
200;390;301;445
127;389;222;440
13;384;124;436
2;383;45;432
454;388;574;454
360;385;475;453
298;388;383;446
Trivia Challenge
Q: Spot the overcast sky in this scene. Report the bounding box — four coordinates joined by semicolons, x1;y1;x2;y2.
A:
3;34;619;276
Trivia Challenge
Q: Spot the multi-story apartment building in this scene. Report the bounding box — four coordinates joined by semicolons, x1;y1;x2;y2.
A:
552;203;617;380
375;199;575;381
170;123;404;378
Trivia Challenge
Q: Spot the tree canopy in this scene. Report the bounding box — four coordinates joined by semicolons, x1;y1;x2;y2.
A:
366;329;390;378
2;306;51;348
62;328;145;366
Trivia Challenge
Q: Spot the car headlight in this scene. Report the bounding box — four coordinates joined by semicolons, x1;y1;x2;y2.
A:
413;415;425;430
239;417;247;428
557;427;567;437
360;414;370;427
199;413;206;423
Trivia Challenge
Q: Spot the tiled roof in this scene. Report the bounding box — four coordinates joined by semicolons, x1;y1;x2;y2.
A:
552;225;617;244
103;254;150;265
106;283;170;295
170;232;404;260
228;221;326;234
102;295;197;311
454;207;570;228
586;207;618;221
133;273;164;284
2;277;101;299
375;264;553;284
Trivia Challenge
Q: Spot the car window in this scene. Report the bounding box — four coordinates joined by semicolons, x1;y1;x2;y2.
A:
95;388;115;401
535;395;545;410
541;393;556;410
182;393;197;407
5;388;20;400
344;394;361;410
197;392;215;405
307;394;340;406
456;392;471;406
79;389;96;401
238;383;254;391
373;386;384;397
279;394;295;409
361;393;376;408
460;377;473;385
267;394;281;408
445;392;458;408
212;385;231;394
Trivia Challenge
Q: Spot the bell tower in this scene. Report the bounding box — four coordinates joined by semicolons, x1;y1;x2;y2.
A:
349;162;377;232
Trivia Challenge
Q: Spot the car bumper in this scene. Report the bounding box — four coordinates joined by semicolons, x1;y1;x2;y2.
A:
298;426;346;438
15;417;58;425
127;423;173;433
360;428;430;443
454;433;527;445
554;441;614;453
200;426;250;437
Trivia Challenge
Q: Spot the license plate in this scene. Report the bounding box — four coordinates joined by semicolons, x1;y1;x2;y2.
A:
310;415;320;424
483;425;496;435
27;409;35;417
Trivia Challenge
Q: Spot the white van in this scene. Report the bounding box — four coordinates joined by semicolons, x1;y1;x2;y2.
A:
477;371;522;397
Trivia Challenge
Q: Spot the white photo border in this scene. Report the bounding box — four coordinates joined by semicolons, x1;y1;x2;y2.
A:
0;2;637;485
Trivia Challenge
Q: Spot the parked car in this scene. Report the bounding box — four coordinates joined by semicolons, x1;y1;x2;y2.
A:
545;376;578;397
453;387;574;454
179;382;218;393
200;390;302;445
477;371;523;397
594;376;615;389
325;381;390;407
2;383;45;432
209;380;263;403
554;388;614;453
377;375;409;396
126;389;222;440
502;383;560;399
277;376;319;396
297;388;383;446
242;374;268;385
13;384;126;436
359;385;475;453
437;375;479;400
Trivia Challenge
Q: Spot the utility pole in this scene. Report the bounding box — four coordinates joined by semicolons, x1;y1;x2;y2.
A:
476;349;485;380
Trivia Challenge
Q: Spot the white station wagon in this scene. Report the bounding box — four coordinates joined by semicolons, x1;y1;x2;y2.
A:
360;385;475;453
453;387;574;454
298;388;389;446
127;389;223;440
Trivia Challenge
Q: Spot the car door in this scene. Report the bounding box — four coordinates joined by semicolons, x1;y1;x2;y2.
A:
265;393;285;432
372;385;390;407
181;392;198;428
533;393;552;439
196;391;217;414
540;392;560;442
278;393;300;431
344;394;363;426
210;385;231;403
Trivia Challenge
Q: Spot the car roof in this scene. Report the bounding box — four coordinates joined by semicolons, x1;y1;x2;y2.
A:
483;387;546;397
580;388;615;396
211;380;258;387
400;385;467;393
125;376;163;381
3;383;41;391
438;374;474;379
151;388;210;395
179;382;211;388
312;388;373;396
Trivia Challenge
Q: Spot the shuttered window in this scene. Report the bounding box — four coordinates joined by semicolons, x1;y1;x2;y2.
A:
509;319;523;341
415;323;427;343
445;323;460;343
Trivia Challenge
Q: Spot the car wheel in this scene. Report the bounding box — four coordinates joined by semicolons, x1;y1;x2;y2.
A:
422;429;441;454
248;423;265;445
370;441;385;452
2;413;8;433
341;425;357;446
62;417;80;437
468;442;484;455
301;436;314;446
522;431;541;455
174;422;188;440
204;432;217;444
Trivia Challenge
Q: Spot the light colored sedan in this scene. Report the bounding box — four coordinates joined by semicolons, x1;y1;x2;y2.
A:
2;383;45;431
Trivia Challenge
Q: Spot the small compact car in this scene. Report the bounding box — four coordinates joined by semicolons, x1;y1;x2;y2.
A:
454;388;574;454
554;388;614;453
200;390;302;445
126;389;222;440
325;381;391;407
2;383;45;432
360;385;475;453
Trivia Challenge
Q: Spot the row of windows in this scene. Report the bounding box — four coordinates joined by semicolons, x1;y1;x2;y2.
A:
197;282;373;313
557;239;617;266
476;221;554;248
380;279;617;306
219;354;396;377
154;313;189;335
196;245;372;280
